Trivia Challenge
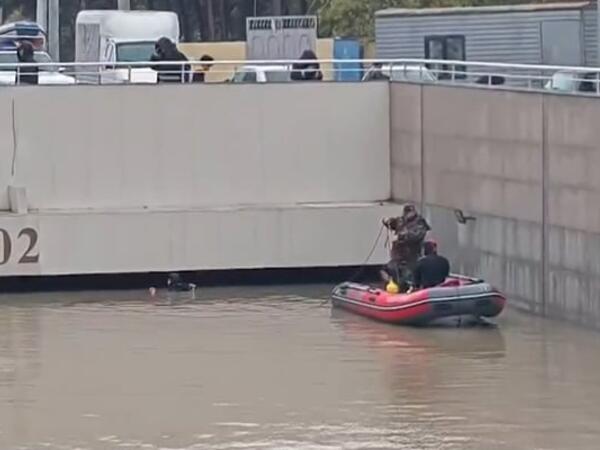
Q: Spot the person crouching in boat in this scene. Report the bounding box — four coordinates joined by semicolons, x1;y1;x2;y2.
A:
413;240;450;289
381;204;431;291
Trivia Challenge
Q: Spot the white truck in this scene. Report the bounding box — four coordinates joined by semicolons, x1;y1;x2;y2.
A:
74;10;180;84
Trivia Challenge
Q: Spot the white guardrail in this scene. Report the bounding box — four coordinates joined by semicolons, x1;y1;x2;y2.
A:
1;58;600;94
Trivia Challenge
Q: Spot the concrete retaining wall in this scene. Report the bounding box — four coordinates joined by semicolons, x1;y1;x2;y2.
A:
390;83;422;204
546;95;600;326
0;83;390;211
390;83;600;326
0;203;398;276
0;82;393;277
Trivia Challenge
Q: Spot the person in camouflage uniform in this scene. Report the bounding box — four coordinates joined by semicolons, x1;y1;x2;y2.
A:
381;204;431;290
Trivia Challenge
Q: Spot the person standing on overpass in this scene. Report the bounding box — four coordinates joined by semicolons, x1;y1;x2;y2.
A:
291;49;323;81
150;37;190;83
16;41;38;85
192;54;214;83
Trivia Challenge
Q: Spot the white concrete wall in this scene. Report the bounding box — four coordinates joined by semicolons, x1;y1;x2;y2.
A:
0;203;399;276
390;83;546;312
0;90;14;211
546;94;600;326
0;83;392;277
390;84;422;204
1;83;390;211
389;82;600;327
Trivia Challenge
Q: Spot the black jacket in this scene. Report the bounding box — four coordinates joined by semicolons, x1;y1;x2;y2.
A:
17;64;39;85
151;51;190;83
17;44;38;85
413;254;450;289
150;38;191;83
291;49;323;81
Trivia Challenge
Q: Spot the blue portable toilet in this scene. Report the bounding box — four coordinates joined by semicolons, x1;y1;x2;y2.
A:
333;37;363;82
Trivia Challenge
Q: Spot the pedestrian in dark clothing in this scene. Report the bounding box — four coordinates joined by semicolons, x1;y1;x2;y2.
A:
192;54;214;83
291;49;323;81
150;37;190;83
364;62;389;81
16;41;38;85
413;240;450;289
381;204;431;290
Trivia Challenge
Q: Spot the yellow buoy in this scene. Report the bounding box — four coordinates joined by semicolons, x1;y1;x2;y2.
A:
386;280;399;294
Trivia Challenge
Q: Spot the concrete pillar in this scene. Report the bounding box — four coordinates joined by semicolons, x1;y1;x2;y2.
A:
118;0;131;10
48;0;59;61
36;0;48;33
597;0;600;66
38;0;60;60
8;186;28;215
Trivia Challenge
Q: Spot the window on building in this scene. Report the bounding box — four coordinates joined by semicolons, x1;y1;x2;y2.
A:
424;35;466;80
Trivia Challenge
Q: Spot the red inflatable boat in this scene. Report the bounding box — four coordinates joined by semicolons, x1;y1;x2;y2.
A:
331;275;506;326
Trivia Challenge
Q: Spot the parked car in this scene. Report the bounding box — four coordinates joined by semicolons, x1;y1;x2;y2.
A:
0;50;76;85
231;65;292;83
362;63;437;83
544;70;598;93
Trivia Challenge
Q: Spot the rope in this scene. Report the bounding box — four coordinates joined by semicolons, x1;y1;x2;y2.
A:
348;223;386;283
316;223;388;308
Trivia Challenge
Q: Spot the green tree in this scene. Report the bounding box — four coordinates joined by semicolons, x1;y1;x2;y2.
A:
0;0;36;22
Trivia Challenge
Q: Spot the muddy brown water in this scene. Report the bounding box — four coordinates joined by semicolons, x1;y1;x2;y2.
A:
1;284;599;449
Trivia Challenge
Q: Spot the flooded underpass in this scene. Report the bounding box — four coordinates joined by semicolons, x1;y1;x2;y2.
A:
1;284;599;450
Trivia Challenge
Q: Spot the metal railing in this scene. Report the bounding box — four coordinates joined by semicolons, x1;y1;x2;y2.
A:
2;58;600;95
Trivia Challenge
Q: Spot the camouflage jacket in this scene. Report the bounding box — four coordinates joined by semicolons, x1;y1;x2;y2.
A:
388;215;431;263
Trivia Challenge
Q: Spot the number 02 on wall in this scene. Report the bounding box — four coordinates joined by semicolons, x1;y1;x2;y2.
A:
0;228;40;265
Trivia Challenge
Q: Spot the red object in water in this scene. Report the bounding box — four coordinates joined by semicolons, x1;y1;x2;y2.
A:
331;275;506;326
